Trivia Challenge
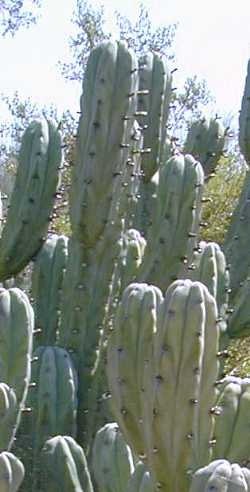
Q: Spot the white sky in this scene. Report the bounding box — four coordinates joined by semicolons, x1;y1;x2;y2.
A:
0;0;250;119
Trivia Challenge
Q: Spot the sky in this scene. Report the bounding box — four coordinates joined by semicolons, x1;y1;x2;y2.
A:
0;0;250;122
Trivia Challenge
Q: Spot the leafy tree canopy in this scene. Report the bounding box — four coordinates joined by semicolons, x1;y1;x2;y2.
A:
0;0;41;36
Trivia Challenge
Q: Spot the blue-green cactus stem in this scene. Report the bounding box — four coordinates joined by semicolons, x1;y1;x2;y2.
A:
60;41;139;452
213;377;250;465
0;452;25;492
117;228;146;295
0;384;18;452
223;170;250;304
184;116;227;177
137;52;172;182
31;234;68;348
92;422;134;492
135;52;172;234
189;241;230;347
41;436;93;492
107;280;220;492
70;40;138;247
239;59;250;166
125;462;154;492
107;283;163;458
138;154;204;291
227;274;250;337
19;346;78;491
0;288;33;409
120;121;143;230
25;346;78;454
0;119;62;281
190;459;250;492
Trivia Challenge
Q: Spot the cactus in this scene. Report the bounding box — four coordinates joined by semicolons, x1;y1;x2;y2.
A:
0;384;18;452
8;43;250;492
227;275;250;337
0;119;61;281
41;436;93;492
19;346;78;491
189;241;230;348
107;280;220;491
138;154;204;290
0;452;25;492
184;116;227;177
239;59;250;166
190;460;250;492
212;377;250;465
125;462;154;492
223;171;250;305
92;422;134;492
59;40;140;451
23;346;78;452
135;52;172;234
0;288;33;401
31;234;68;348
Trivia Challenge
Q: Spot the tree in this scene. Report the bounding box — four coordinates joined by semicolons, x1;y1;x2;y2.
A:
0;0;42;36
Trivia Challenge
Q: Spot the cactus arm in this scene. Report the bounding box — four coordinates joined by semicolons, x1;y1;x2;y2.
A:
107;283;163;457
31;234;68;348
184;116;227;177
41;436;93;492
223;170;250;304
92;422;134;492
0;384;18;452
0;119;61;281
239;59;250;166
190;460;250;492
213;377;250;464
125;462;154;492
138;154;204;291
0;452;25;492
59;41;140;451
0;288;33;406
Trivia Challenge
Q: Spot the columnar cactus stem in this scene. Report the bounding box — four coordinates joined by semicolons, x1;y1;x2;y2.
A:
0;288;33;411
31;234;68;348
189;241;230;347
19;346;78;491
138;154;204;291
135;52;172;234
92;422;134;492
0;452;25;492
184;116;227;177
213;377;250;465
59;40;139;451
223;171;250;304
239;59;250;166
189;459;250;491
137;52;172;183
107;280;220;492
125;462;154;492
0;384;18;452
0;119;61;281
41;436;93;492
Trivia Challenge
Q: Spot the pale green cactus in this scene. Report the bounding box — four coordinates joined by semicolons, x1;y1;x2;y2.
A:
190;460;250;492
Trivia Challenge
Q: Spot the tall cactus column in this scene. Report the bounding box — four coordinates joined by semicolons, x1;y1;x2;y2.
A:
59;41;139;452
135;52;172;235
107;280;220;492
0;119;62;281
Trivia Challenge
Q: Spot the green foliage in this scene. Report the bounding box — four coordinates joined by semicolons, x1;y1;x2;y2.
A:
201;156;246;245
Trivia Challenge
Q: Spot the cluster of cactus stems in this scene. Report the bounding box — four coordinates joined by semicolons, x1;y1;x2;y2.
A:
0;40;250;492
